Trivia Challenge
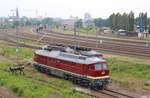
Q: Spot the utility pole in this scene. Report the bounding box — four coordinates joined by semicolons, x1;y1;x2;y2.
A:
74;21;77;51
77;27;80;47
15;7;19;65
96;27;98;48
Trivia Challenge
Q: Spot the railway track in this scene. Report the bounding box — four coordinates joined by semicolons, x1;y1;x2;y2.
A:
1;28;150;48
1;28;150;59
74;86;138;98
0;34;41;49
42;29;150;49
45;29;150;46
4;33;150;58
101;89;134;98
39;30;150;59
0;30;144;98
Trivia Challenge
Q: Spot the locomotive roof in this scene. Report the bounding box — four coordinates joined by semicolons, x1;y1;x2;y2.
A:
81;50;102;56
35;50;106;64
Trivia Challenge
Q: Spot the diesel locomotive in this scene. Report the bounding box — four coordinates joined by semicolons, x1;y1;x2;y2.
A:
34;44;110;89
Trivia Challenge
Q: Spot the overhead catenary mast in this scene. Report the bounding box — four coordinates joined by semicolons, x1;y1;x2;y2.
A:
74;20;77;51
74;19;80;51
15;7;20;65
9;7;24;74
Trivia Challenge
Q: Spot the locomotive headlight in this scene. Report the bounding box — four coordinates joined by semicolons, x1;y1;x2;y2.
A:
101;71;105;75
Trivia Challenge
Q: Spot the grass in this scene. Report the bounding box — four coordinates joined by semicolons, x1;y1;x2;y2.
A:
0;43;91;98
0;63;91;98
0;41;150;97
0;44;33;57
0;69;56;98
107;57;150;90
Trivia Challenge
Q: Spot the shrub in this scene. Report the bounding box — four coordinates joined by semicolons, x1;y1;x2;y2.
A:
10;85;24;97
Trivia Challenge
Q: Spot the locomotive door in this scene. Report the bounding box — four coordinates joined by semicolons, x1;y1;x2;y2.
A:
85;64;95;76
83;64;91;76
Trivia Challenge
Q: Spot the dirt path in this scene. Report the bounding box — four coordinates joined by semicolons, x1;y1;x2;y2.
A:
0;87;20;98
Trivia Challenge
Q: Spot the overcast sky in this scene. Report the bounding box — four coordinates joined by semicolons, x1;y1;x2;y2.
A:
0;0;150;19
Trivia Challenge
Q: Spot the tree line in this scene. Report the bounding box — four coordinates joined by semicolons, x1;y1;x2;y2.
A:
94;12;150;32
0;16;60;29
108;12;134;31
1;12;150;32
76;11;150;32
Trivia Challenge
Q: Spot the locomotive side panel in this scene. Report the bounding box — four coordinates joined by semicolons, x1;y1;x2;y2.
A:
47;57;85;75
35;54;47;65
35;53;84;76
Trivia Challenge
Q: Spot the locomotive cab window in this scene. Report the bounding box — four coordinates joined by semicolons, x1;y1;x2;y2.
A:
102;64;108;70
95;64;102;70
95;63;108;70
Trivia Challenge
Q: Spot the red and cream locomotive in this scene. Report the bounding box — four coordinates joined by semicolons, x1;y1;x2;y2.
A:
34;44;110;89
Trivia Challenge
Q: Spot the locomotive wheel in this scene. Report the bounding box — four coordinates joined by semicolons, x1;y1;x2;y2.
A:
98;85;104;90
72;79;78;84
89;83;94;90
64;75;69;80
103;84;108;89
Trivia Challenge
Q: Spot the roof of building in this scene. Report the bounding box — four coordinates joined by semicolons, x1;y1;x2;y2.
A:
35;50;106;64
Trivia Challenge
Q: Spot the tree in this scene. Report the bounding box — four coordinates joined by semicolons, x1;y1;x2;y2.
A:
108;13;116;30
30;18;41;26
108;12;135;31
42;17;53;26
122;13;129;30
76;19;83;28
94;18;107;27
115;13;122;30
128;11;134;31
20;16;28;26
144;13;148;30
134;17;139;26
148;18;150;33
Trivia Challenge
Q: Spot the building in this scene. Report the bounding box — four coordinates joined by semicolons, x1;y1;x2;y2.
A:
83;12;94;28
61;16;78;30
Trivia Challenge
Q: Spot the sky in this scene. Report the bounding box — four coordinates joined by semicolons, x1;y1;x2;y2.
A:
0;0;150;19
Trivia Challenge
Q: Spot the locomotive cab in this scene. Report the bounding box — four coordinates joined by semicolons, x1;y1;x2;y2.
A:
87;62;109;77
86;62;110;89
94;63;109;76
